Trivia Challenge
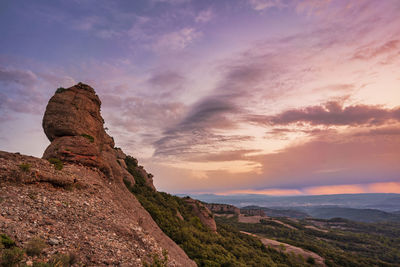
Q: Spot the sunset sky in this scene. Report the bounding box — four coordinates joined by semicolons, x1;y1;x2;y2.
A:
1;0;399;195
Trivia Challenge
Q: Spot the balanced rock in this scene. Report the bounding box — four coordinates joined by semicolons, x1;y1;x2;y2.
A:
41;84;118;184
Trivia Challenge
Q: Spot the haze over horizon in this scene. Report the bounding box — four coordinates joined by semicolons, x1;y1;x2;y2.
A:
0;0;399;195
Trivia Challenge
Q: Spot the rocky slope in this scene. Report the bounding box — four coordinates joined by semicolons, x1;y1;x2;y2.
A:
0;83;195;266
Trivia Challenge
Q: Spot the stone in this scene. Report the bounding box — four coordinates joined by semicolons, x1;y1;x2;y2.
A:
49;237;60;245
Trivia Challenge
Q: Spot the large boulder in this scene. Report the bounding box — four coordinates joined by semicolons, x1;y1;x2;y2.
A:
42;83;137;188
43;83;113;146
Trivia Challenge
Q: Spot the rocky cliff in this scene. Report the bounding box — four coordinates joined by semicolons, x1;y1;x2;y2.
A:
184;198;217;233
204;203;240;215
0;83;195;266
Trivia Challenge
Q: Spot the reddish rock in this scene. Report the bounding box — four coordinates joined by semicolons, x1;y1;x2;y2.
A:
42;83;113;147
205;203;240;215
41;83;153;190
0;83;196;266
0;151;195;266
185;198;217;232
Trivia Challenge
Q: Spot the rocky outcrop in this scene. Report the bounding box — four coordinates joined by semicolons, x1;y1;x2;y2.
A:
42;83;155;190
184;198;217;233
205;203;240;215
43;83;113;175
0;83;195;266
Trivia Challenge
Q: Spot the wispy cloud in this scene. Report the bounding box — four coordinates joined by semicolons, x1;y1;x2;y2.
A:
0;67;38;86
352;39;400;61
195;8;214;23
153;27;202;51
249;101;400;126
247;0;287;11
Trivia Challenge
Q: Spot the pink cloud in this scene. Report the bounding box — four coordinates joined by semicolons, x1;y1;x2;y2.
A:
249;101;400;126
352;39;400;60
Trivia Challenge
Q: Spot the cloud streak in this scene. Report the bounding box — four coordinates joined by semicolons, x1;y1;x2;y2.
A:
249;101;400;126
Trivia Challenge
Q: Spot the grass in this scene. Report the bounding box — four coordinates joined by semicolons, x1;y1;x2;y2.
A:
48;158;63;170
26;237;46;256
143;250;168;267
1;247;24;267
0;234;15;249
18;163;31;172
81;134;94;143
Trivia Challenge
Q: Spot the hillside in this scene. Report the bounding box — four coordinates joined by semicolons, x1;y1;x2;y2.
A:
217;212;400;266
0;83;194;266
0;83;318;267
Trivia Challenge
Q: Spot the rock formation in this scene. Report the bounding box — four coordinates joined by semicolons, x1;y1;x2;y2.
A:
205;203;240;215
42;83;155;189
0;83;195;266
184;198;217;233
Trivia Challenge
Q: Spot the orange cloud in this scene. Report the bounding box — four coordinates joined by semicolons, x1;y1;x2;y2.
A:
212;181;400;196
304;182;400;195
216;189;303;196
367;182;400;194
304;184;367;195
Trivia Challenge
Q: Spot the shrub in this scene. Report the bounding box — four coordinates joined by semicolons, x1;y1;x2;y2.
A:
123;178;132;189
48;252;76;267
124;157;147;187
1;247;24;267
306;256;315;265
48;158;63;170
143;250;168;267
0;234;15;249
32;262;51;267
125;156;138;167
55;87;66;94
81;134;94;143
26;237;46;256
18;163;31;172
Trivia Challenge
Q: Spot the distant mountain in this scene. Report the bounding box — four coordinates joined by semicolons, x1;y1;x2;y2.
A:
242;205;309;219
304;206;400;223
185;193;400;212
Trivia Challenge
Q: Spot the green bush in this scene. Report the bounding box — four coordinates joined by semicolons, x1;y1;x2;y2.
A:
48;252;76;267
55;87;66;94
0;234;15;249
306;256;315;265
26;237;46;256
125;156;138;168
124;157;146;187
143;250;168;267
81;134;94;143
1;247;24;267
18;163;31;172
48;158;63;170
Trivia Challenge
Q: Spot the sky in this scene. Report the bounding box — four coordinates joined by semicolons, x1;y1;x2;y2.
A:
0;0;399;195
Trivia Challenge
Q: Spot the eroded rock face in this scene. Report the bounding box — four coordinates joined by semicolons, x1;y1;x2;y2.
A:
43;83;113;146
185;198;217;233
42;83;151;189
0;83;196;266
205;203;240;215
42;84;112;173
